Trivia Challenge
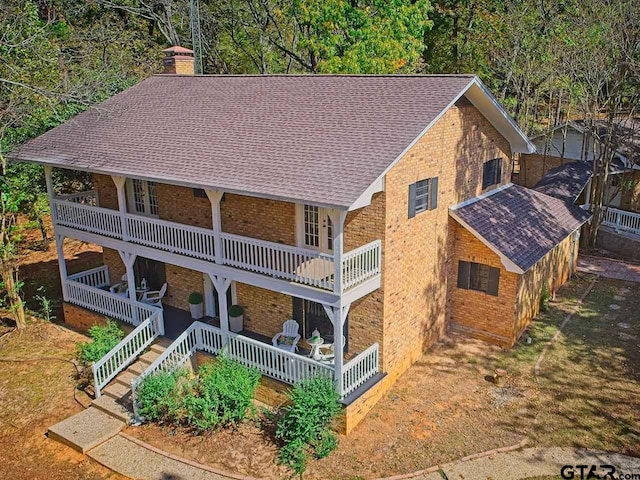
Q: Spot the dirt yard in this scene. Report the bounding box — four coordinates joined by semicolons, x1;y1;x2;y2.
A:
128;273;640;480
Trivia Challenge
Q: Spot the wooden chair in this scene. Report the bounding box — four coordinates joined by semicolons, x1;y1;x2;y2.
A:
271;320;301;352
141;283;168;309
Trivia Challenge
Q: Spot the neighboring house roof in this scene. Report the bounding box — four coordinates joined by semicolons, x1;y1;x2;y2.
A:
450;184;591;273
9;74;534;210
534;162;592;203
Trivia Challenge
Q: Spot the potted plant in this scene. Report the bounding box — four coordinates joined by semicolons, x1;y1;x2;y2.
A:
188;292;204;320
229;304;244;333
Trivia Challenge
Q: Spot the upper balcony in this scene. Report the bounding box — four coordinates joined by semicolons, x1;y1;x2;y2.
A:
51;191;382;295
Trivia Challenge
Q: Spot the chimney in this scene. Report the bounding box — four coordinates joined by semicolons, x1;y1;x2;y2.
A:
162;46;195;75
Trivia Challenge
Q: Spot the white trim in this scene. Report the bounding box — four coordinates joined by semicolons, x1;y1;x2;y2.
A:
449;210;525;274
349;177;384;211
450;183;513;210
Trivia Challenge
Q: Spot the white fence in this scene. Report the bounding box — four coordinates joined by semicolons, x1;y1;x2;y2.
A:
68;265;110;288
341;343;380;397
53;197;382;292
602;207;640;236
341;240;382;292
57;190;98;206
92;311;164;397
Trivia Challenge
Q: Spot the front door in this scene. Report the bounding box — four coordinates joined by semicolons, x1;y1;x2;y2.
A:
301;205;333;253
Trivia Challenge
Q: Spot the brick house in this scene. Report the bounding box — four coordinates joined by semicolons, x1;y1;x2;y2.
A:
10;48;591;433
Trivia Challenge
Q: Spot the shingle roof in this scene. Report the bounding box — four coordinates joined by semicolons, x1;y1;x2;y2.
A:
534;162;592;203
9;74;479;208
450;184;591;272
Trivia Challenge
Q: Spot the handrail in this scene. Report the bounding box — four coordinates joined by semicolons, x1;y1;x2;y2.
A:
92;310;163;397
602;206;640;236
342;343;380;397
341;240;382;292
57;190;98;205
68;265;110;288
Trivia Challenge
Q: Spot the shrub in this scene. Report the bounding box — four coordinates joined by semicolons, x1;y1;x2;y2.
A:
76;320;125;364
228;304;243;317
199;356;261;426
540;284;551;312
188;292;203;305
276;376;341;477
137;370;184;422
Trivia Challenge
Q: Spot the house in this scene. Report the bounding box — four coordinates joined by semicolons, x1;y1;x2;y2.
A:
518;120;640;257
9;47;591;433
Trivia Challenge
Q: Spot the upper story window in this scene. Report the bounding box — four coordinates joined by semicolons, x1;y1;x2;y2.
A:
127;179;159;216
408;177;438;218
299;205;333;253
457;261;500;296
482;158;502;189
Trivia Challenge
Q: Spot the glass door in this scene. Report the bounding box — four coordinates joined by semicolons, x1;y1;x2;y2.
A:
302;205;333;253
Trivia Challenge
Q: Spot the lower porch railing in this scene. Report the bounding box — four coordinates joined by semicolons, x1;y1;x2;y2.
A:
341;343;379;397
92;310;164;397
602;206;640;236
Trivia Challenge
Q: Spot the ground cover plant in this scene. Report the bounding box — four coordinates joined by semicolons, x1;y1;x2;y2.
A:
75;320;125;388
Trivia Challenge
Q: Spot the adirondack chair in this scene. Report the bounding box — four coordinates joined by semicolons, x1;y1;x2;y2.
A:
272;320;301;352
141;283;168;309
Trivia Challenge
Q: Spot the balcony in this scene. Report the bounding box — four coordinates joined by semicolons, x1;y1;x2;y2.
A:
51;193;382;293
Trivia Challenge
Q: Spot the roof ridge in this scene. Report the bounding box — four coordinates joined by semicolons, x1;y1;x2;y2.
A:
151;73;477;78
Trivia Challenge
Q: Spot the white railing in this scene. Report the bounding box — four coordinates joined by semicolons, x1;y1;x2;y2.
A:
68;265;110;289
92;311;163;397
602;207;640;236
221;232;335;290
52;199;123;238
54;199;382;292
342;240;382;292
57;190;98;206
126;214;217;261
342;343;380;397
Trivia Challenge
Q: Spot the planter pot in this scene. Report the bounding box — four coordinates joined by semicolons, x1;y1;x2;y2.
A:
189;302;204;320
229;314;244;333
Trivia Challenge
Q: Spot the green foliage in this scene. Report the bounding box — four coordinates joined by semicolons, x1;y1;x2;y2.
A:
75;321;125;364
540;284;552;312
35;285;55;322
188;291;203;304
228;304;244;317
276;377;341;477
137;357;260;431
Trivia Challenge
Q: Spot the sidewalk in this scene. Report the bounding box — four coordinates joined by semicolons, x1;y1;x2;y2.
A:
577;255;640;282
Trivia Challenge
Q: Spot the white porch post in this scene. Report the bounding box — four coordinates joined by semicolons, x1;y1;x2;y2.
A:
111;176;128;240
118;250;138;323
323;302;350;398
328;210;348;294
44;166;57;223
205;190;224;264
209;274;231;332
55;234;68;301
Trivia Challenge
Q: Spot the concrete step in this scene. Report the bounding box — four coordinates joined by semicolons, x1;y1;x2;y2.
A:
139;349;161;365
92;394;134;424
103;381;131;401
114;370;138;388
150;343;166;355
47;407;124;453
127;361;148;376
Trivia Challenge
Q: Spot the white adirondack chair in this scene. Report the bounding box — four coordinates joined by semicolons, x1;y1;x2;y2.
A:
109;274;128;298
141;283;168;309
272;320;301;352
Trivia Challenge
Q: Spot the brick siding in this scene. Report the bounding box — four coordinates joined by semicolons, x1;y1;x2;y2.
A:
518;153;576;188
93;174;119;210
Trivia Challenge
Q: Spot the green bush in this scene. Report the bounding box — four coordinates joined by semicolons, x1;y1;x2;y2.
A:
137;357;260;431
188;292;203;305
199;356;261;426
228;304;244;317
540;284;552;312
76;320;125;364
276;377;341;477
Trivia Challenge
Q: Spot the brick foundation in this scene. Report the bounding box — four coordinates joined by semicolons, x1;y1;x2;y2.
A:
63;302;109;332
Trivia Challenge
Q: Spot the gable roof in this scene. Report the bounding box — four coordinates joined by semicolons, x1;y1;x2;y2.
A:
450;184;591;273
534;162;592;203
9;74;534;210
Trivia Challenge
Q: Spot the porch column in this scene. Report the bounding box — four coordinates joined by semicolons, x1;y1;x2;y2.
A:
55;234;68;301
44;166;57;223
118;250;138;323
323;302;351;398
205;190;224;264
209;274;231;332
111;176;128;241
328;210;348;294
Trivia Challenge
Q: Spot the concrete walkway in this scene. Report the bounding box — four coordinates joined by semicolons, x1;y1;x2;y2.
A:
392;447;640;480
578;255;640;282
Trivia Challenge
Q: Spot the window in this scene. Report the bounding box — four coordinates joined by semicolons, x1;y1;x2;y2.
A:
128;179;159;216
457;261;500;296
408;177;438;218
192;188;207;198
482;158;502;189
303;205;320;248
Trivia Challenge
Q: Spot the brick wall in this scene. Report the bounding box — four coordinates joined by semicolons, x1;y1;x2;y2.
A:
449;220;519;346
235;283;292;339
514;234;577;337
93;174;119;210
164;264;205;311
518;153;575;188
102;248;125;285
621;170;640;213
63;302;109;331
157;184;212;228
382;103;512;375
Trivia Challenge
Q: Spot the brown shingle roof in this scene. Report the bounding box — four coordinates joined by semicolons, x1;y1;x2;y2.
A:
9;75;480;208
534;162;592;203
450;184;591;272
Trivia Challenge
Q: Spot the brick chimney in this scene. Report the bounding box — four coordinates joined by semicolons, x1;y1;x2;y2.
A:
162;46;195;75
